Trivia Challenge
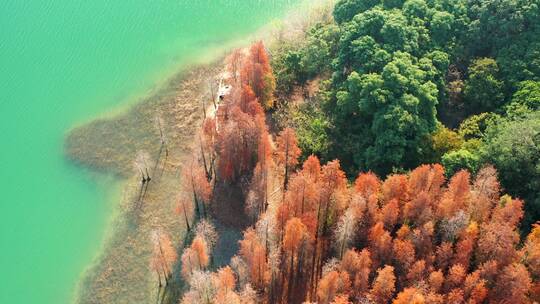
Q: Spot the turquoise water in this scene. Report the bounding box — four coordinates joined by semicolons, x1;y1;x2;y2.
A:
0;1;300;303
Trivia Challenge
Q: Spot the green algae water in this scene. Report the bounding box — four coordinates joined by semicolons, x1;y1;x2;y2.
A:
0;1;301;303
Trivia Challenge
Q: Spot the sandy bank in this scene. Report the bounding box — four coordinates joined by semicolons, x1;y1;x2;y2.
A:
67;60;224;304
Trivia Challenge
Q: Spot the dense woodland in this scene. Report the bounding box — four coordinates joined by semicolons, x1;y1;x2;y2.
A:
150;0;540;303
272;0;540;231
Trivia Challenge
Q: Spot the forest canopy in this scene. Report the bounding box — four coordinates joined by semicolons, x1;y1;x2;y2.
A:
271;0;540;231
176;33;540;303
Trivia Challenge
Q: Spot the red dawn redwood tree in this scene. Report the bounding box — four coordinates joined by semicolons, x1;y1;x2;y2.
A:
276;127;301;190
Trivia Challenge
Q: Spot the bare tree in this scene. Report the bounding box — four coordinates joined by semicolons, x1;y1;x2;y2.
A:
134;151;152;207
150;229;177;289
209;77;218;109
334;208;358;259
154;114;169;177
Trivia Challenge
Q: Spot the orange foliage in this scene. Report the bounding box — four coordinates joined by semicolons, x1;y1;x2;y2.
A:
381;174;409;204
216;107;259;182
477;222;519;266
181;110;537;304
354;172;381;200
370;265;396;304
276;128;302;189
302;155;322;182
408;164;445;199
369;222;392;267
445;264;466;292
491;195;524;227
239;41;275;109
463;271;487;304
150;230;177;285
438;170;470;218
405;260;426;285
452;222;478;269
238;228;268;289
392;287;425;304
522;223;540;279
191;236;209;268
428;270;444;293
435;242;454;271
283;217;308;253
317;270;351;304
379;199;399;230
331;294;352;304
493;263;532;303
392;239;415;275
340;249;372;296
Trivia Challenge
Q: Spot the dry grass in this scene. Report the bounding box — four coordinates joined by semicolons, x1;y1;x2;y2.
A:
68;61;224;304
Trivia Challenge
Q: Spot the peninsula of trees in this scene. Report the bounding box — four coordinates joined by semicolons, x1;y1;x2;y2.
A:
147;0;540;303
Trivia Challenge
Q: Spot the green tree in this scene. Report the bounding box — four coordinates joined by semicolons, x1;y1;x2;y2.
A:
441;149;480;177
272;23;339;96
457;112;499;140
333;52;439;174
402;0;428;20
482;112;540;231
423;123;463;163
301;23;340;78
333;0;380;24
430;11;455;46
505;80;540;118
463;58;505;113
467;0;540;90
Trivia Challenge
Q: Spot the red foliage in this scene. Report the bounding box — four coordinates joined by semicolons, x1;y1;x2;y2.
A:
239;41;275;109
370;265;396;304
381;174;409;205
239;228;268;289
181;98;539;303
276;128;302;189
438;170;470;218
317;270;351;304
354;172;381;200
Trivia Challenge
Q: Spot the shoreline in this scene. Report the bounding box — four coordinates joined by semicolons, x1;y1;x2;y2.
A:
66;1;335;302
68;59;225;303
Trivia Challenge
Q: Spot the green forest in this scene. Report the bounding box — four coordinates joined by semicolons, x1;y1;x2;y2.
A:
271;0;540;232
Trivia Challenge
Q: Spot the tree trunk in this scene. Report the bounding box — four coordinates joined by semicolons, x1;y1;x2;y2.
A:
200;137;210;181
193;191;200;219
310;199;322;301
283;137;290;192
157;270;162;288
182;199;191;231
287;251;295;303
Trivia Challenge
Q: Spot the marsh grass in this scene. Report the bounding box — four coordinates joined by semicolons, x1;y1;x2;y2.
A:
68;62;223;304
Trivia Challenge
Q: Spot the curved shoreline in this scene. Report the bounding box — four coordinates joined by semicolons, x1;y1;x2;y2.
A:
67;60;225;303
66;2;334;302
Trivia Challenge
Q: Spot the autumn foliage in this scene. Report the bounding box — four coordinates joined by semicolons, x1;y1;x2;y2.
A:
213;41;275;184
176;42;539;304
182;155;539;303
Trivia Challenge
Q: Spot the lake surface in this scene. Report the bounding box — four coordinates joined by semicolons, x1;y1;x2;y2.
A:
0;1;301;303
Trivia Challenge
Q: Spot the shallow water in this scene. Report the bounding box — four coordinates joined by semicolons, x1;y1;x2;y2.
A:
0;1;300;303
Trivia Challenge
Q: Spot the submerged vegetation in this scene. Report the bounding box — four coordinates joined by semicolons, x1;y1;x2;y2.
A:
71;0;540;303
